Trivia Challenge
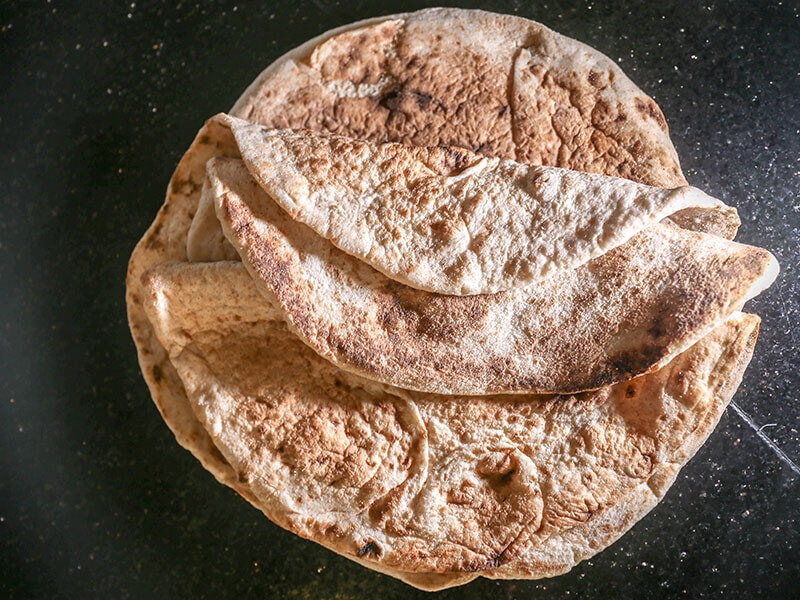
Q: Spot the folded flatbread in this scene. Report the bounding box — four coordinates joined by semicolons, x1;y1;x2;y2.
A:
140;260;761;589
234;8;740;239
207;139;775;395
228;117;725;295
126;7;777;591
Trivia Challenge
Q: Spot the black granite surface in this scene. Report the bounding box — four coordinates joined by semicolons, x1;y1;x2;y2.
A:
1;1;798;598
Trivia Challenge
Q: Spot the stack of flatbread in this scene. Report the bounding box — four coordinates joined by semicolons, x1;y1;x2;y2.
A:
127;8;778;591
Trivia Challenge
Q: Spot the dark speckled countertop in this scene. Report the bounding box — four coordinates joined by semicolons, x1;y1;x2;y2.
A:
1;1;797;598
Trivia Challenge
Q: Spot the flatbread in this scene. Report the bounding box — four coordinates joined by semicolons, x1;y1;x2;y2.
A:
127;117;246;492
227;117;725;295
140;260;761;586
125;7;774;591
233;8;740;238
210;155;776;394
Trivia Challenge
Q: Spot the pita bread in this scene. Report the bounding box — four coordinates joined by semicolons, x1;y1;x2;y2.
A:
209;155;775;394
233;8;740;239
126;117;246;493
125;7;775;591
140;260;761;586
227;117;726;295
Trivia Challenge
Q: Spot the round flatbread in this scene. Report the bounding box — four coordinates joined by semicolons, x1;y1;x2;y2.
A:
208;151;773;395
140;259;761;588
233;8;740;238
226;117;725;295
126;7;773;590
